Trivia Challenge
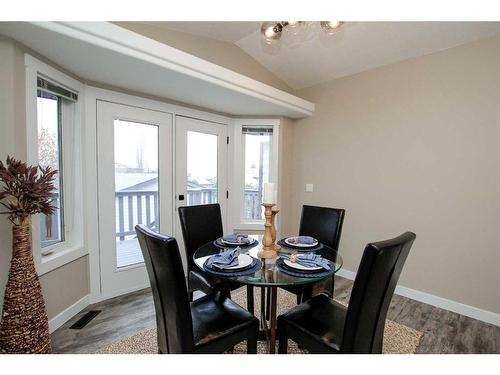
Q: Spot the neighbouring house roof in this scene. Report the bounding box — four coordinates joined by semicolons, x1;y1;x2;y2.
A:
115;172;158;191
116;172;217;192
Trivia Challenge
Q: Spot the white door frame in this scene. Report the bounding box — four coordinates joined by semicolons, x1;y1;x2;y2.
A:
84;87;231;303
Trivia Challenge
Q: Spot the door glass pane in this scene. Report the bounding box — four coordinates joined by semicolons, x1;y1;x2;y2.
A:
187;131;218;206
242;128;272;221
114;120;159;268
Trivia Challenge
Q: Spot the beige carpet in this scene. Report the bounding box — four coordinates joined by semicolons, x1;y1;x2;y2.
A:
98;289;422;354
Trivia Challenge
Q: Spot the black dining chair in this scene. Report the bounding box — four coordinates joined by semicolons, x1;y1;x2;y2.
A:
277;232;416;354
178;204;254;313
135;225;259;354
281;205;345;304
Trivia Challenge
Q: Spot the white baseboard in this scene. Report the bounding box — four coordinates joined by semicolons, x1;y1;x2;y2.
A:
48;295;90;333
336;269;500;327
92;283;150;304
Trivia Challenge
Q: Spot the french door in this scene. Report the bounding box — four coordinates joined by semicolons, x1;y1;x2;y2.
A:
97;100;173;298
174;116;228;270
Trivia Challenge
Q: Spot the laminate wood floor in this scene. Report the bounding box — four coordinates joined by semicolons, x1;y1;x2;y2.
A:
51;276;500;354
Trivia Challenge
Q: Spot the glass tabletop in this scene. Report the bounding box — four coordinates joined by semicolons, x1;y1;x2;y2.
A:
193;235;343;287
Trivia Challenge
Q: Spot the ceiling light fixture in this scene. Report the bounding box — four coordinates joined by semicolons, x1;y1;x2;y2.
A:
261;21;344;47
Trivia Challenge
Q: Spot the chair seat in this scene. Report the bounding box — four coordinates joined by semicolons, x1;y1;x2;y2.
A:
189;270;243;295
281;276;334;300
192;294;259;353
278;293;346;352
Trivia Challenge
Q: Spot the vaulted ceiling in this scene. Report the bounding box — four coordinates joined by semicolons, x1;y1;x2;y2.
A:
155;22;500;90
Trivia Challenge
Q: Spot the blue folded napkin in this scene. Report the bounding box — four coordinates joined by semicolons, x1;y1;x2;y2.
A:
206;248;240;269
281;253;330;270
223;232;251;244
290;236;316;245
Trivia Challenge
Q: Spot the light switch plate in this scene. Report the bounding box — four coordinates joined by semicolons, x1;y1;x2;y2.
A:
306;183;314;192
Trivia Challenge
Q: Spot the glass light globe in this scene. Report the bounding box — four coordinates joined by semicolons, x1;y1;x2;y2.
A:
320;21;344;35
261;22;282;44
283;21;306;37
282;21;308;49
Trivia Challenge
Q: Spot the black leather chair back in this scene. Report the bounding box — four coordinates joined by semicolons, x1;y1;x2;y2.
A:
299;205;345;250
178;204;223;272
342;232;416;353
135;225;194;353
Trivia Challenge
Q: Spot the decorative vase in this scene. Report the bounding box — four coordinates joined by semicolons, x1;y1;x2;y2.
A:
0;220;52;353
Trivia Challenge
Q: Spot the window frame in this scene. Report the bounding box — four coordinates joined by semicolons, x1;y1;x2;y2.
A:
231;118;280;231
25;54;86;275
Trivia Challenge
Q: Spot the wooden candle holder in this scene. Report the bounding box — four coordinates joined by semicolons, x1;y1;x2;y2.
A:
259;203;278;259
271;207;281;252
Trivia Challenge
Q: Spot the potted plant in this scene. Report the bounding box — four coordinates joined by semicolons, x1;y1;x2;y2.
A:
0;156;57;353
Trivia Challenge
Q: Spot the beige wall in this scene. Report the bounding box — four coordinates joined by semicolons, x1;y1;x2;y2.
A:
40;256;89;319
0;37;89;320
0;37;28;316
0;37;17;317
113;22;293;94
286;35;500;314
277;117;295;237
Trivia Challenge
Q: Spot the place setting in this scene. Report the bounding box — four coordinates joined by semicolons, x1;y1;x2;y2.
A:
201;247;262;277
276;252;334;278
277;235;324;252
213;232;258;249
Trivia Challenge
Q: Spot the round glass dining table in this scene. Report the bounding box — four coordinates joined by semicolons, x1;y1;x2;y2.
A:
193;235;343;353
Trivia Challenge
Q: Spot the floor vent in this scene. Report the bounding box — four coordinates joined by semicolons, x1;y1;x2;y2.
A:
70;310;101;330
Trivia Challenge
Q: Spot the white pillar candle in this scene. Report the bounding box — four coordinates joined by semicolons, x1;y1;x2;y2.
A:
263;182;275;204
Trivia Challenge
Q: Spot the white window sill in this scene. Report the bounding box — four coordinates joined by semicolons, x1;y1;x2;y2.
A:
36;244;88;276
234;222;266;231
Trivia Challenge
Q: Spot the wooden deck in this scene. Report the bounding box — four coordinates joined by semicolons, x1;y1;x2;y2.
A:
116;238;144;268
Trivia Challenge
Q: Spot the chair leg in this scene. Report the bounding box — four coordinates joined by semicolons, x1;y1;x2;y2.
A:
247;285;254;316
330;275;335;298
296;293;301;305
301;286;313;302
218;285;231;300
278;327;288;354
265;287;271;320
247;334;257;354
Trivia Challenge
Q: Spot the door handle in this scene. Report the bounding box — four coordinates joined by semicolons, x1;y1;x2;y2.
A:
178;194;185;201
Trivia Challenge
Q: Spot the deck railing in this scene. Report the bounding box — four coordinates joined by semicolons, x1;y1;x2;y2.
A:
40;188;264;245
38;187;264;244
40;192;62;247
243;189;262;220
115;190;159;240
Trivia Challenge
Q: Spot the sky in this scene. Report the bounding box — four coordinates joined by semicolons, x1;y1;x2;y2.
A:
112;120;270;185
114;120;159;172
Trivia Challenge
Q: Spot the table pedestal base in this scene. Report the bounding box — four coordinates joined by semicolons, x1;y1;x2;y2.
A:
257;286;278;354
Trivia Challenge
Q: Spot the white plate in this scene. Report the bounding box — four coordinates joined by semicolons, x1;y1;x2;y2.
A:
220;237;256;246
284;237;318;248
284;256;322;271
208;254;254;270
